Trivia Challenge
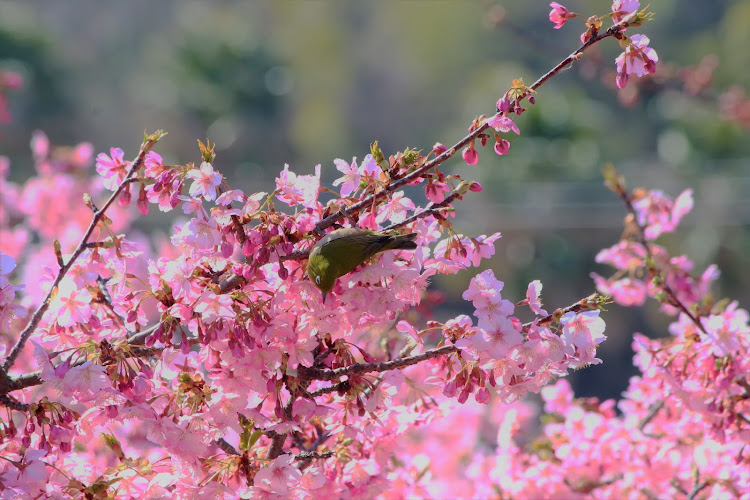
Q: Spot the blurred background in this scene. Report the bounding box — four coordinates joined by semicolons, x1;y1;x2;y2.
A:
1;0;749;401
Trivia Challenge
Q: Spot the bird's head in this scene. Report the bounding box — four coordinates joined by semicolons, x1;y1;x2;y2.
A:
307;250;336;302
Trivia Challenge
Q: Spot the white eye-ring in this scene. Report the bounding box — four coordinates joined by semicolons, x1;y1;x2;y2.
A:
315;275;321;285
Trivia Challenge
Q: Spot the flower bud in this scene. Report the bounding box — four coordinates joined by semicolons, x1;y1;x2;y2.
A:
462;146;479;166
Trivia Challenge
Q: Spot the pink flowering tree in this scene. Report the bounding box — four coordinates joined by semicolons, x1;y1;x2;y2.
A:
0;3;748;498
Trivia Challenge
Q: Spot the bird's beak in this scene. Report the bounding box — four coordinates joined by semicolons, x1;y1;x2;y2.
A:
322;292;327;304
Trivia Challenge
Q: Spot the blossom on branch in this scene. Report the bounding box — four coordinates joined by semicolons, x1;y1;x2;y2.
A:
187;161;223;201
95;147;131;191
615;34;659;89
549;2;576;29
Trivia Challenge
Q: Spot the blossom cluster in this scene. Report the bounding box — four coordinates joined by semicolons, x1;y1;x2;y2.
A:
549;0;658;89
0;128;608;497
1;4;745;498
378;181;749;499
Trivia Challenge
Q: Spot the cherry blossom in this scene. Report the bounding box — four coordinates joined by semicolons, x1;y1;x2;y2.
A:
187;161;223;201
95;147;131;191
615;34;659;89
549;2;575;29
332;157;362;197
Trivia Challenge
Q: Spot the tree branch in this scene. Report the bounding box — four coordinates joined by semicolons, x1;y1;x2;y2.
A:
299;344;458;382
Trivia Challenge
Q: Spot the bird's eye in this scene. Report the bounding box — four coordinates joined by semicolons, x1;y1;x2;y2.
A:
315;275;321;285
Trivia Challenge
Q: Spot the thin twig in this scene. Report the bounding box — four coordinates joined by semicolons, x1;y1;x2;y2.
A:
638;400;665;431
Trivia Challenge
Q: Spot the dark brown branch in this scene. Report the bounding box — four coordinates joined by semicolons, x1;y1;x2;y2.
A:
307;382;350;398
0;394;29;411
294;451;334;461
299;344;458;382
384;188;463;232
266;431;287;460
215;437;239;456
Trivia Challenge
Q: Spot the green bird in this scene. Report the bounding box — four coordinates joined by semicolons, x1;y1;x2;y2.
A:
307;228;418;302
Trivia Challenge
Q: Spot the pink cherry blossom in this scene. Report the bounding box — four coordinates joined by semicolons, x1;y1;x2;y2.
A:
591;274;648;306
611;0;640;23
0;449;49;494
49;277;92;327
615;34;658;89
171;215;222;251
487;115;520;134
463;269;504;307
254;455;302;495
632;188;692;240
432;142;448;156
143;151;165;176
473;318;524;359
332;157;362;197
560;311;607;360
425;179;450;203
698;301;747;357
275;163;321;209
58;361;112;402
525;280;548;316
193;291;235;323
594;240;647;269
549;2;575;29
96;147;131;191
187;161;223;201
375;190;415;224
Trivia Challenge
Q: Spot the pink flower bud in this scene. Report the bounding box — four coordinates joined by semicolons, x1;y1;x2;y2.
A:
443;379;458;397
278;264;289;280
457;388;470;404
462;146;479;165
494;139;511;156
137;184;148;215
119;183;131;206
242;238;254;257
496;98;511;113
616;71;629;89
469;181;483;192
475;387;490;404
